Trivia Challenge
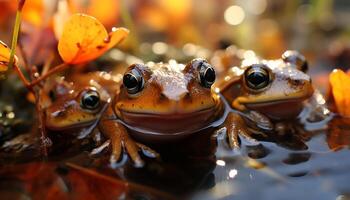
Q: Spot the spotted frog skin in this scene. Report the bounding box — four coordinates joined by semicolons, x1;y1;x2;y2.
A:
218;51;314;138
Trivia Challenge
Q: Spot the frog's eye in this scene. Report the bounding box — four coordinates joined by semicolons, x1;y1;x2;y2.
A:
244;64;271;90
198;61;216;88
80;90;100;110
123;69;144;94
282;50;308;72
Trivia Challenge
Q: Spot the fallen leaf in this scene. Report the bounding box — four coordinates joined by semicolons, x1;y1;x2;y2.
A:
57;13;129;64
329;69;350;116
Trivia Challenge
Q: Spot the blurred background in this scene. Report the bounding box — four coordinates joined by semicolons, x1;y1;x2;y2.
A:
0;0;349;68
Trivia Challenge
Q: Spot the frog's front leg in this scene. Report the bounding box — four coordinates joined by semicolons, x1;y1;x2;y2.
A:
97;108;158;167
223;112;257;149
98;119;159;167
223;110;273;148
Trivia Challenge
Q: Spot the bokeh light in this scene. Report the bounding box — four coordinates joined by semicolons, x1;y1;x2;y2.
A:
224;5;245;26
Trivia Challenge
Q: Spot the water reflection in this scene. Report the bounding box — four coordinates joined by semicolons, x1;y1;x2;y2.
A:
282;152;311;165
1;108;350;199
327;117;350;151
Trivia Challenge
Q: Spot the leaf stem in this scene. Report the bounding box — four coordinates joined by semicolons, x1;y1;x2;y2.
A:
8;9;22;71
29;63;69;87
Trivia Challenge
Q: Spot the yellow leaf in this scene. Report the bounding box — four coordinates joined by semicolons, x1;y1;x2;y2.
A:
329;69;350;116
57;13;129;64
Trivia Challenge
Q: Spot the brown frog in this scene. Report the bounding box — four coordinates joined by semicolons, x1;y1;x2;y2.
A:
43;60;218;166
44;59;273;166
218;51;314;139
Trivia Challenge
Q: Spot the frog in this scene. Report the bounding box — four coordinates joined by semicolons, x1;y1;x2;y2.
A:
43;72;158;167
113;60;221;141
43;59;272;166
42;60;216;166
218;51;315;141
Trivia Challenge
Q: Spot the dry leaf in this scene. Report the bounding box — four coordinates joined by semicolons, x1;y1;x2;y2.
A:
57;13;129;64
329;69;350;116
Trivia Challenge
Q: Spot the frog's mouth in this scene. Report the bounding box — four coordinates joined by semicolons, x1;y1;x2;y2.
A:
233;86;314;110
234;88;314;120
117;105;220;137
45;117;97;131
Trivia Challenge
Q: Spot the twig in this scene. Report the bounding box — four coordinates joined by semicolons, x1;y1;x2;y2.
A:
17;41;31;75
29;63;69;87
31;66;51;156
13;63;32;91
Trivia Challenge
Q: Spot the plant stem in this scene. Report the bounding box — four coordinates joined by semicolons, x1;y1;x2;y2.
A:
8;2;23;71
31;66;51;156
29;63;69;87
13;63;31;90
9;0;32;89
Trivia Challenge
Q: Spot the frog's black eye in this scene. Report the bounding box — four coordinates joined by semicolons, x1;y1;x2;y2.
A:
244;64;270;90
198;61;216;88
123;69;144;94
80;90;100;110
282;50;308;72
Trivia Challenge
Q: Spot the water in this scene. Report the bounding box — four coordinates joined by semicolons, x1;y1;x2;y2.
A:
1;115;349;200
0;74;350;200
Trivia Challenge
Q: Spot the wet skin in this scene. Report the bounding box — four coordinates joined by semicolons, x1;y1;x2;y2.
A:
44;59;230;166
114;60;222;141
42;72;154;166
218;51;314;139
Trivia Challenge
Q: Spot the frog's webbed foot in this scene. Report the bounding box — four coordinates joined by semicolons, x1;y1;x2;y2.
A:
224;112;259;149
98;122;159;168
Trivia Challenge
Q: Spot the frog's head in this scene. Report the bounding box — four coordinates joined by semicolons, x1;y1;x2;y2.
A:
115;59;220;134
45;83;109;130
222;52;314;120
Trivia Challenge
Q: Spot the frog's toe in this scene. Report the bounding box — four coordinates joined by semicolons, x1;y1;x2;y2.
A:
137;142;160;159
90;139;110;155
239;130;260;146
110;153;128;168
124;139;145;168
227;128;241;149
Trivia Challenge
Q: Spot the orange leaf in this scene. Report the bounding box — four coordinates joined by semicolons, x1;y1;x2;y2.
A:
57;13;129;64
329;69;350;116
0;40;16;73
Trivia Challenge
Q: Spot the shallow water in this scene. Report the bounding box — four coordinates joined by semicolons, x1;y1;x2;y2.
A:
1;114;350;200
0;66;350;200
